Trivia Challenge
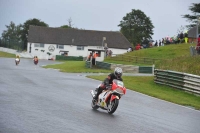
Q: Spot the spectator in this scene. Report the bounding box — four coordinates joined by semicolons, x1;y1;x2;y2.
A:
127;47;132;52
86;52;92;61
162;38;164;46
149;42;153;47
196;35;200;55
180;33;184;43
92;52;97;65
108;50;113;57
130;47;133;51
185;37;188;43
159;40;161;46
154;40;158;46
135;44;141;50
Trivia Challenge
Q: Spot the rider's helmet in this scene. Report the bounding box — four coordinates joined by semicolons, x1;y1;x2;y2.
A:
114;67;123;79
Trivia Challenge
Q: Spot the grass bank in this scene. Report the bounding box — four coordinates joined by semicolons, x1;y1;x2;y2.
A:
105;43;200;75
0;51;16;58
87;75;200;110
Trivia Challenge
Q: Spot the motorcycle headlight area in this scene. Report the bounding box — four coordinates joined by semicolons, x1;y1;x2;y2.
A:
113;88;124;95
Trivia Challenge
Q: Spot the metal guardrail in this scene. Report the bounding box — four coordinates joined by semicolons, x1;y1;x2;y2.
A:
154;69;200;95
56;55;83;61
85;61;154;74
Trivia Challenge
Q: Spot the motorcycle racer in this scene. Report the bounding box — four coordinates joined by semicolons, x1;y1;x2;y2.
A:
93;67;123;101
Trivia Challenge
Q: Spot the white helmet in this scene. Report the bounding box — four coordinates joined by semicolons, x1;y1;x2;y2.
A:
114;67;123;79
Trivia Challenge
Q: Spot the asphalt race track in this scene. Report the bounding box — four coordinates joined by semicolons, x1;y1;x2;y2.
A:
0;58;200;133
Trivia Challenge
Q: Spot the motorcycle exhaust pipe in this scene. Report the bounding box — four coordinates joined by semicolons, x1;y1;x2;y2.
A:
90;90;95;97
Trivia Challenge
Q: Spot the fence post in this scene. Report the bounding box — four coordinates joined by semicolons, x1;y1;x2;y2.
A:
152;64;155;75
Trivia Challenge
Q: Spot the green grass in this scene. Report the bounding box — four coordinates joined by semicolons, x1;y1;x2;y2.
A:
87;75;200;110
123;43;193;59
156;56;200;75
43;61;113;73
105;43;200;75
0;51;16;58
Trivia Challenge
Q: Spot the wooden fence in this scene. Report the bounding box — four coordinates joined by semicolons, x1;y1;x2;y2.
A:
109;54;163;64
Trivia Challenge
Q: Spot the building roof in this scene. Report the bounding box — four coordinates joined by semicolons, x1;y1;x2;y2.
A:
28;25;131;49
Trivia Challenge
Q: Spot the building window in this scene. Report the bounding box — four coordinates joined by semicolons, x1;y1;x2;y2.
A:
35;43;44;47
77;46;84;50
56;45;64;49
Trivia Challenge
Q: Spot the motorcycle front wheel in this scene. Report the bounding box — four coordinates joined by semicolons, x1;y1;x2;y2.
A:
107;99;119;114
91;99;99;110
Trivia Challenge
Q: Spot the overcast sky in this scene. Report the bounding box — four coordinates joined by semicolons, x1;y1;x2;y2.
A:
0;0;199;42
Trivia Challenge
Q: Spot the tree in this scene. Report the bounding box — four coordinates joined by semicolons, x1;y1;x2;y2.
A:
118;9;154;45
60;25;70;28
67;17;74;28
60;18;74;28
182;3;200;28
1;21;22;41
1;21;22;48
21;18;48;49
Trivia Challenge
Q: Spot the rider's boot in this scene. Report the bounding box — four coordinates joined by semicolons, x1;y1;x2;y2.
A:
93;87;101;101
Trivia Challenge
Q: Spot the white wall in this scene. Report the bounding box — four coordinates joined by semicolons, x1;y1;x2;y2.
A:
27;43;127;60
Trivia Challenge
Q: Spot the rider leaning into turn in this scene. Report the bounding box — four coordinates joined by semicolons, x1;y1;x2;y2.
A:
93;67;123;101
16;55;20;62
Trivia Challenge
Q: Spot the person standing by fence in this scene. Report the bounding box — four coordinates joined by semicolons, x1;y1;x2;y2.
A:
86;52;92;61
92;52;97;65
196;35;200;55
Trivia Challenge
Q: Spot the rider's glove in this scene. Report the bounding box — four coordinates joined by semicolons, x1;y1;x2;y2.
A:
106;85;111;90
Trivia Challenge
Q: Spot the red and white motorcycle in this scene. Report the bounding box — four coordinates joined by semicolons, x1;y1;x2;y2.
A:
15;58;20;66
90;79;126;114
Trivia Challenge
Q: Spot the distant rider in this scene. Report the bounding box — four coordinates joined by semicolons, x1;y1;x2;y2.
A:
93;67;123;101
33;56;39;64
16;55;20;62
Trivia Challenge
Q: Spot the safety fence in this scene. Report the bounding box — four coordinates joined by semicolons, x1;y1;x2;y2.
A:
154;69;200;95
108;54;163;64
85;61;111;70
0;39;24;51
85;61;154;74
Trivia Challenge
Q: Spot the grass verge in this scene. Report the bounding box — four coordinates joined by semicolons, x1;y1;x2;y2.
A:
104;43;200;76
87;75;200;110
43;61;112;73
0;51;16;58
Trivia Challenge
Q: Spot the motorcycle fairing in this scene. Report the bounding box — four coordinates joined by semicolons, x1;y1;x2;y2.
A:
98;90;111;108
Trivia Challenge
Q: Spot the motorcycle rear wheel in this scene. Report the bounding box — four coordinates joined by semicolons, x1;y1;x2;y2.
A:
107;99;119;114
91;99;99;110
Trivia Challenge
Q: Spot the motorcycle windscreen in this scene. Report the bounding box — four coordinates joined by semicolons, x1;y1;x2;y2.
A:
113;79;124;87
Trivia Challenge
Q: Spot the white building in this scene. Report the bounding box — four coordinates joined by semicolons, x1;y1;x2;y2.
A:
27;26;132;61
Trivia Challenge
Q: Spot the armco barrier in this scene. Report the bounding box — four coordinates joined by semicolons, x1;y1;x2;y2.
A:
56;55;83;61
85;61;154;74
96;61;111;70
85;61;90;68
139;66;153;73
154;69;200;95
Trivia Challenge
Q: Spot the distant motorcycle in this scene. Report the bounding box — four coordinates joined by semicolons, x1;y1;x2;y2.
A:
15;58;20;65
90;79;126;114
34;60;38;65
